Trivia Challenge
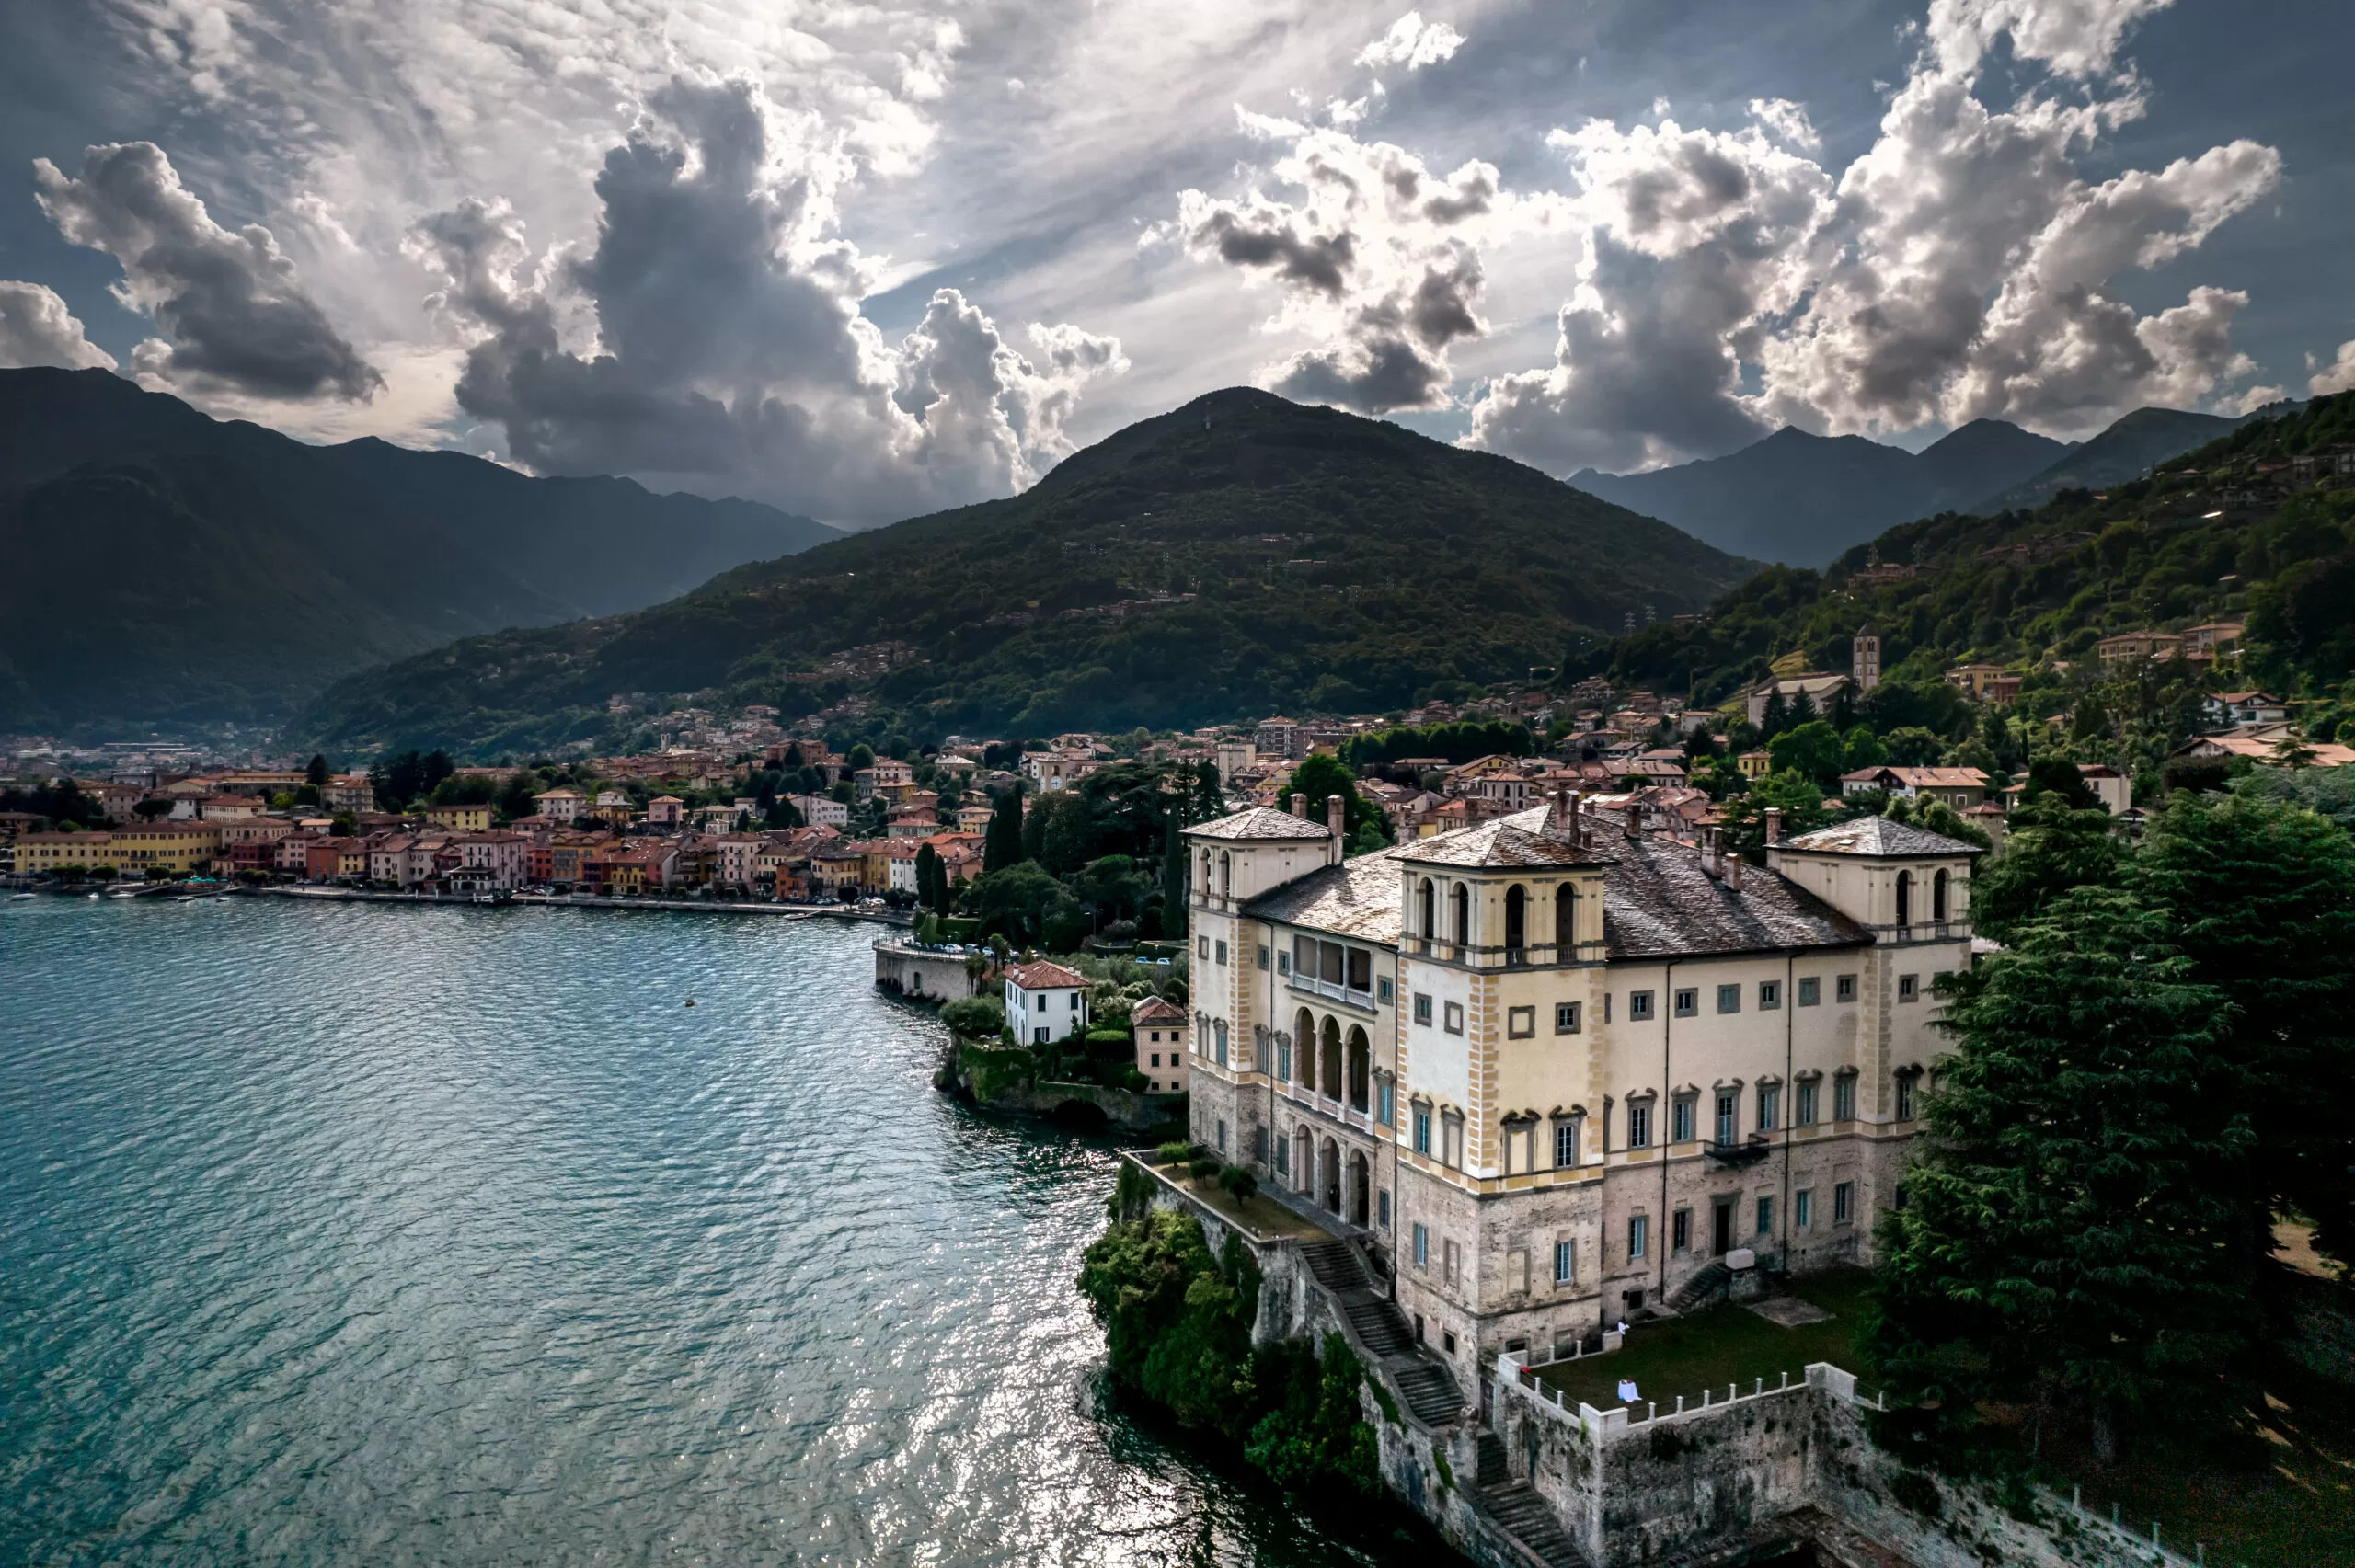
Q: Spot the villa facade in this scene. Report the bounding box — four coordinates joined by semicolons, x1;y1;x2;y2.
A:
1183;793;1977;1393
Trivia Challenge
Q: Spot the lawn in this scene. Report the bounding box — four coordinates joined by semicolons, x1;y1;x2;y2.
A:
1148;1162;1338;1243
1534;1269;1879;1416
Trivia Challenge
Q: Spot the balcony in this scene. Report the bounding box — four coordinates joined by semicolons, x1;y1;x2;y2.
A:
1704;1136;1773;1167
1288;973;1378;1013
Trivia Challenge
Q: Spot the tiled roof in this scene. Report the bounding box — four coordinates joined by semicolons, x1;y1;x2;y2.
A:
1780;818;1983;857
1603;834;1870;959
1131;997;1187;1024
1241;843;1422;943
1185;806;1335;841
1394;805;1616;870
1006;960;1087;990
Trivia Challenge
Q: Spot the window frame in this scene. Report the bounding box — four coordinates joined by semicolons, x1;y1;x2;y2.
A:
1833;1073;1856;1122
1507;1005;1535;1039
1627;1213;1649;1261
1759;979;1782;1010
1756;1196;1774;1236
1442;1001;1465;1036
1798;976;1821;1007
1553;1239;1576;1285
1552;1120;1578;1168
1626;1100;1652;1149
1554;1001;1581;1035
1835;973;1857;1004
1717;983;1741;1015
1795;1188;1812;1230
1628;990;1654;1021
1796;1080;1818;1126
1898;973;1919;1002
1674;988;1699;1018
1413;992;1432;1026
1833;1181;1854;1224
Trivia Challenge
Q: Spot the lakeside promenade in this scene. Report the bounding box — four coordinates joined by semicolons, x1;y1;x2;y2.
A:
7;881;915;925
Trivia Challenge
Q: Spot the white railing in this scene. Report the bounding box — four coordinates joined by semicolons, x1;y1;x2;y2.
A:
1492;1356;1879;1436
1290;974;1377;1012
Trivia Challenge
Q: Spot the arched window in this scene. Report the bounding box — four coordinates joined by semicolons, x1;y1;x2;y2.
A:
1198;850;1211;895
1895;869;1913;928
1932;868;1949;923
1556;882;1579;956
1418;878;1436;938
1320;1017;1343;1101
1346;1026;1370;1112
1504;885;1526;955
1219;851;1232;897
1450;883;1470;947
1293;1008;1315;1090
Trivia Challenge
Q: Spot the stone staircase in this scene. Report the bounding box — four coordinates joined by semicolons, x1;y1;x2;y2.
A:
1298;1239;1463;1425
1666;1258;1731;1314
1476;1432;1589;1568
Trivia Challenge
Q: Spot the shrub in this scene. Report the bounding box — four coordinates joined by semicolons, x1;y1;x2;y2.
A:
1156;1140;1197;1165
938;995;1005;1038
1189;1156;1222;1183
1245;1336;1382;1494
1218;1164;1259;1203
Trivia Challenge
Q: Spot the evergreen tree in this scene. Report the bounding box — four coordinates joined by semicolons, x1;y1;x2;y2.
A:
1760;687;1790;738
1276;753;1388;852
984;788;1024;874
1968;793;2120;943
914;842;942;913
1718;769;1830;863
2072;692;2111;742
1872;886;2251;1461
305;753;330;787
1192;760;1225;820
1161;820;1190;940
2136;790;2355;1265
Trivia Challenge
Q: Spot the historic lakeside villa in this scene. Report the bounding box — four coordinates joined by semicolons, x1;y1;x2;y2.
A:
1181;791;1977;1395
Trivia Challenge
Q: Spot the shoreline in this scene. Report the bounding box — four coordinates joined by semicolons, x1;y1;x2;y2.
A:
6;881;914;925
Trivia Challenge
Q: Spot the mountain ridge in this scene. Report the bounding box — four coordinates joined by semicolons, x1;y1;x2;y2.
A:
299;386;1763;756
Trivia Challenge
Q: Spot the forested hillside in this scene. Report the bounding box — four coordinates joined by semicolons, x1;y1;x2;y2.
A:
300;388;1760;756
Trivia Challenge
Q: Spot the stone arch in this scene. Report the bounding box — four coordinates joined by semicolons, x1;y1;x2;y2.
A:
1450;882;1469;946
1418;877;1436;938
1347;1025;1370;1112
1292;1006;1315;1087
1895;869;1913;928
1504;883;1526;954
1932;867;1949;923
1347;1149;1370;1226
1556;881;1578;955
1320;1016;1343;1101
1320;1137;1342;1213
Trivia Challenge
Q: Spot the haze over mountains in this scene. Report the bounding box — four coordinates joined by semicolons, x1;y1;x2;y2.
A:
1568;406;2257;566
0;370;840;732
299;388;1759;755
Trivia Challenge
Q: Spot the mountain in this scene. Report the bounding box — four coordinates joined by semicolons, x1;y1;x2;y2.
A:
1966;406;2250;514
1568;418;2071;566
298;387;1763;756
1575;392;2355;726
0;369;840;732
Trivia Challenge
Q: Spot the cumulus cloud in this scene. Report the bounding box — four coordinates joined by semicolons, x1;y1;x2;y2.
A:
0;281;118;371
1464;0;2274;475
1356;12;1466;73
2308;341;2355;396
410;73;1123;524
33;142;382;402
1158;109;1541;413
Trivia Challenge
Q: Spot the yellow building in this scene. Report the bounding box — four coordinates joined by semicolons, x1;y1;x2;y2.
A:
15;831;115;875
1736;750;1771;781
13;821;223;876
426;803;493;830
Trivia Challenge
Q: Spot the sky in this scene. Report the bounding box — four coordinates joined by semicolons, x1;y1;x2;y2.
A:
0;0;2348;527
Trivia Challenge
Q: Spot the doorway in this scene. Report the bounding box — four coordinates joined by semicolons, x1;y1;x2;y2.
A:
1713;1198;1734;1256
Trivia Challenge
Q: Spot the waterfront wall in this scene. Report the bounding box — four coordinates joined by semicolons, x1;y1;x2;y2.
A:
873;941;982;1001
936;1043;1178;1134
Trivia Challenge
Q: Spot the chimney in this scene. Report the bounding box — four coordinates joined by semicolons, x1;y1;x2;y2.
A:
1763;808;1784;847
1623;805;1640;841
1291;792;1307;818
1700;825;1721;879
1327;793;1346;841
1726;851;1743;893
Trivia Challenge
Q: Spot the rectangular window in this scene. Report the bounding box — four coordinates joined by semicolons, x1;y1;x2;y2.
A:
1717;984;1740;1014
1378;1190;1391;1229
1795;1188;1813;1230
1443;1239;1460;1286
1760;979;1782;1010
1216;1118;1228;1151
1554;1001;1581;1034
1442;1001;1465;1035
1758;1084;1780;1133
1378;977;1393;1004
1798;976;1821;1006
1414;1222;1429;1268
1215;940;1228;967
1628;1214;1649;1260
1897;1075;1915;1120
1413;1108;1431;1155
1834;1181;1854;1223
1553;1122;1578;1168
1257;944;1269;970
1626;1102;1652;1149
1554;1240;1576;1284
1757;1196;1775;1235
1675;988;1699;1017
1294;935;1314;975
1796;1081;1818;1126
1672;1207;1691;1252
1274;1137;1289;1175
1835;974;1857;1004
1715;1091;1738;1146
1671;1098;1694;1143
1377;1081;1395;1127
1413;992;1432;1026
1277;951;1290;975
1214;1021;1228;1065
1348;948;1373;992
1899;974;1919;1002
1834;1075;1856;1122
1198;934;1209;960
1603;993;1612;1024
1150;1053;1160;1068
1508;1005;1535;1038
1277;1039;1291;1082
1628;990;1653;1021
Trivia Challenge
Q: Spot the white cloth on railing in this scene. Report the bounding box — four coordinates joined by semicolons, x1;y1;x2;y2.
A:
1616;1379;1639;1402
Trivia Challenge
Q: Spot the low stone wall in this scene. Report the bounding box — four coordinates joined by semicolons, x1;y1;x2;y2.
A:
873;941;982;1002
937;1046;1178;1134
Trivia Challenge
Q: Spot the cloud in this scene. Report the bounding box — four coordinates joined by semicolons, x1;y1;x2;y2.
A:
1462;0;2274;475
1159;109;1540;413
1356;12;1466;73
33;142;382;402
2308;341;2355;396
0;281;119;371
411;72;1123;524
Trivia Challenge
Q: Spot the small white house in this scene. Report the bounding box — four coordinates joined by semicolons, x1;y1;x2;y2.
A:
1005;959;1089;1046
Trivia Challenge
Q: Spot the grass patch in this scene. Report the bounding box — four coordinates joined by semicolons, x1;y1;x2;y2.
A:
1152;1162;1336;1242
1534;1269;1878;1414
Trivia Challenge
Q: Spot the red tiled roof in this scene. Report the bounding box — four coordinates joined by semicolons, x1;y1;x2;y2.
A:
1005;960;1087;990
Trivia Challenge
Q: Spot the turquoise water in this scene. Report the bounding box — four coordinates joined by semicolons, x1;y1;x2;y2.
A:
0;898;1415;1566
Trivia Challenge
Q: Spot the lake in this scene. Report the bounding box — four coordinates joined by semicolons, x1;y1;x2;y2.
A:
0;896;1423;1565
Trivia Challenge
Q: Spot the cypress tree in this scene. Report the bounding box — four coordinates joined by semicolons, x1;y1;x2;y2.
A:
914;842;941;911
985;788;1023;874
1161;820;1189;939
